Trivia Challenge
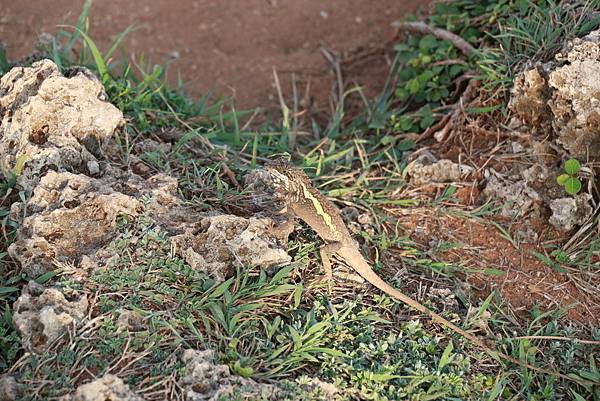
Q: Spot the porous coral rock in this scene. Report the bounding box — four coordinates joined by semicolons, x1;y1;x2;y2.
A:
510;30;600;158
482;170;542;218
0;59;123;190
408;152;474;186
180;349;339;401
12;281;88;353
180;349;276;401
7;167;187;278
483;165;594;231
171;215;291;282
549;194;594;231
62;375;144;401
8;171;142;278
548;34;600;157
509;68;552;128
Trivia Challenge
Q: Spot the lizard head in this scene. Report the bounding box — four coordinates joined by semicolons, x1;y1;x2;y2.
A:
264;157;307;192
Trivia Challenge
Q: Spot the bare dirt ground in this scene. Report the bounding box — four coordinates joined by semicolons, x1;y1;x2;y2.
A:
398;208;600;326
1;0;424;110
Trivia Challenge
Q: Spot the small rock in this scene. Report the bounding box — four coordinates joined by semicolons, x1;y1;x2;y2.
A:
180;349;276;401
87;160;100;176
181;349;232;398
521;163;552;185
171;215;291;282
13;282;88;353
133;139;172;155
510;141;525;153
408;153;474;186
62;374;143;401
428;287;460;315
482;172;541;218
357;213;374;226
116;310;146;332
143;174;181;213
340;207;360;223
549;194;593;231
0;375;21;401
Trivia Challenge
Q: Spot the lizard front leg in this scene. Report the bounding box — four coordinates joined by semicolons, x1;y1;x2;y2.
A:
268;205;296;243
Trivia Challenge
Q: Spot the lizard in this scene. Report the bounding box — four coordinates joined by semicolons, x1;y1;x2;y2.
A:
264;157;590;384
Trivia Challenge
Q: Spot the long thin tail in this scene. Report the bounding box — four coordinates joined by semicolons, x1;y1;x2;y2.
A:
340;246;592;385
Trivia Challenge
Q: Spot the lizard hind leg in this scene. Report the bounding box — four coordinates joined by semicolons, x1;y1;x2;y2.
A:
318;242;342;282
317;242;365;285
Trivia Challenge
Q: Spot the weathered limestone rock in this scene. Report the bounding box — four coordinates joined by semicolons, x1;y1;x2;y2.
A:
482;173;542;218
509;68;553;128
12;281;88;353
171;215;292;282
407;151;474;186
180;349;275;401
180;349;338;401
483;165;594;231
62;375;144;401
8;171;142;278
549;194;594;231
510;30;600;158
0;59;123;190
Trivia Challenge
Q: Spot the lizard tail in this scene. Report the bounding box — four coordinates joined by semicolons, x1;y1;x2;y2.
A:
339;245;591;384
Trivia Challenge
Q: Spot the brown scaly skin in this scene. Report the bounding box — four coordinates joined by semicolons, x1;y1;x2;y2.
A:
264;158;590;385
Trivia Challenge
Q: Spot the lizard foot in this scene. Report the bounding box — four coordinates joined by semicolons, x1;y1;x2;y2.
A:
333;271;365;284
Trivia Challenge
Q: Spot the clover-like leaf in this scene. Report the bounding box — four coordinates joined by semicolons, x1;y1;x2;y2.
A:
564;159;581;175
556;174;570;186
564;177;582;195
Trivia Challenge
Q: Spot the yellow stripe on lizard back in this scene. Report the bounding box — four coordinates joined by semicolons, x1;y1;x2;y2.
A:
298;181;340;236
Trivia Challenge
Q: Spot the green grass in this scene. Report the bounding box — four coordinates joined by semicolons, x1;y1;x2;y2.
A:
0;170;24;372
15;211;490;400
0;0;599;400
14;211;599;399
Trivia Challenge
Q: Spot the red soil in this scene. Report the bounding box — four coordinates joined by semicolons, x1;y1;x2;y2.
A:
1;0;425;109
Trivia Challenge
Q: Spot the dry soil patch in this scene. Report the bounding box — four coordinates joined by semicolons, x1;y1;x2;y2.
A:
1;0;424;109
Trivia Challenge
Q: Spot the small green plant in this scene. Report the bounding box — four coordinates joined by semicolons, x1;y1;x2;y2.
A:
557;159;582;195
0;47;9;76
0;171;22;372
392;34;472;133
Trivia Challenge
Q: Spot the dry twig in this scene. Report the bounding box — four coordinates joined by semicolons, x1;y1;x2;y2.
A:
392;21;476;57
